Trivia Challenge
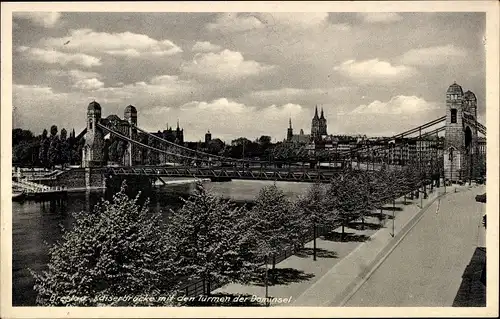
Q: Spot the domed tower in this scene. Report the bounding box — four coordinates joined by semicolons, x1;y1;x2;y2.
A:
462;90;479;178
311;106;320;139
444;82;477;182
83;101;104;167
319;107;327;136
124;105;138;166
463;90;477;118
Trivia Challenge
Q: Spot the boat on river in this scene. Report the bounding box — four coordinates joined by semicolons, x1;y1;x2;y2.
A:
12;191;26;201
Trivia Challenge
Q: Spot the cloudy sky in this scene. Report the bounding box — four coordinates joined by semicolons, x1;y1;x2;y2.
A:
12;11;485;142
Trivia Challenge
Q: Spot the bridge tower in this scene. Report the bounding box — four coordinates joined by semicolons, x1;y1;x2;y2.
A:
124;105;138;166
82;101;105;168
444;82;478;182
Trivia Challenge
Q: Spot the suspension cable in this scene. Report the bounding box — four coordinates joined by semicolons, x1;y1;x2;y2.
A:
131;123;303;166
97;123;210;162
338;124;445;158
337;116;446;156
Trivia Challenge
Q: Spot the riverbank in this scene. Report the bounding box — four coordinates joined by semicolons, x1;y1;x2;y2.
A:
49;178;212;193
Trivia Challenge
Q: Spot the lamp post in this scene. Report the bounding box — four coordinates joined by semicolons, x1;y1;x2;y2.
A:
265;254;269;307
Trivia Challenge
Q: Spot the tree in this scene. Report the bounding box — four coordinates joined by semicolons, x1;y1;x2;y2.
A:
39;129;49;168
166;182;258;295
50;125;58;137
207;138;224;155
295;183;338;260
325;171;365;241
258;135;272;145
13;140;38;166
30;182;175;306
355;172;381;230
248;184;299;269
12;128;34;145
47;134;60;169
46;125;60;169
12;128;38;166
59;128;70;167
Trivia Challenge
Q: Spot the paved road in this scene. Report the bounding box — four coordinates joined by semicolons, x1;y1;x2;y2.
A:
344;185;486;307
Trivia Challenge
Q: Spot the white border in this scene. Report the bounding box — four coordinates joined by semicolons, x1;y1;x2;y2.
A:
1;2;498;318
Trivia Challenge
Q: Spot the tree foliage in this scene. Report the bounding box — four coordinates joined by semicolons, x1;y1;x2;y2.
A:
248;184;300;262
166;182;258;290
59;128;70;167
47;134;60;169
31;182;174;306
325;171;366;239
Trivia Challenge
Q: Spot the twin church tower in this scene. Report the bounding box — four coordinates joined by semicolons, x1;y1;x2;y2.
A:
287;106;328;142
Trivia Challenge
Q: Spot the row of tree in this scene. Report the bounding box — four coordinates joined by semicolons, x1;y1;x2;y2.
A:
13;127;84;168
31;163;433;306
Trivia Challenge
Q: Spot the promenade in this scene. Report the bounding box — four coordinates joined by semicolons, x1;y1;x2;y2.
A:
213;183;486;307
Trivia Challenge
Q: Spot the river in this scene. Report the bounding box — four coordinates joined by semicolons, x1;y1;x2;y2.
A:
12;180;313;306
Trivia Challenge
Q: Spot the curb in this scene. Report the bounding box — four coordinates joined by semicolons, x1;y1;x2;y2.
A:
335;190;448;306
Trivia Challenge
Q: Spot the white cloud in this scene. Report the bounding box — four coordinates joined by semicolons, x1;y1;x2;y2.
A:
144;98;305;141
400;44;468;66
351;95;438;115
206;13;265;33
336;95;444;136
13;84;83;133
16;46;101;67
245;86;354;106
357;13;403;24
181;49;275;81
48;69;101;81
257;12;330;29
39;29;183;57
192;41;222;53
73;78;105;91
14;12;61;28
91;74;197;105
334;59;415;82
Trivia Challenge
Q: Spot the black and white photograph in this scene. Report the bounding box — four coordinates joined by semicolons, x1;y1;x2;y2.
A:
1;1;498;318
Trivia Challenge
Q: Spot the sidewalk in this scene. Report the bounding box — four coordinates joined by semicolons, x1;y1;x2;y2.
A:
213;183;478;306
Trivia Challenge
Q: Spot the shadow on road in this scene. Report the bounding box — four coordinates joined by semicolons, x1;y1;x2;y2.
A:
395;199;413;205
250;267;315;287
323;231;371;242
380;206;403;211
452;247;486;307
295;247;338;259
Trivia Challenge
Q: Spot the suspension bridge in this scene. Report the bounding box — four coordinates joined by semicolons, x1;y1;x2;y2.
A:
64;82;486;187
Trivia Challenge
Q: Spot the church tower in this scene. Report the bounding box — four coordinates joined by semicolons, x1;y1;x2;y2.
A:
287;118;293;141
205;130;212;144
311;106;320;139
82;101;104;167
319;107;327;136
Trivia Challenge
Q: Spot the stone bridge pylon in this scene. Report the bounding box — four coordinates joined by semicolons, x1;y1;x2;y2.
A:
82;101;140;168
444;82;480;182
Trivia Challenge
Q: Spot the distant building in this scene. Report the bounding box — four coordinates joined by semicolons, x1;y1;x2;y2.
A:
286;119;310;144
205;130;212;144
311;105;327;140
153;120;184;145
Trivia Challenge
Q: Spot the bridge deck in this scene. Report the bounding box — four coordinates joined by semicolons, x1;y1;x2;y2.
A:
105;166;347;183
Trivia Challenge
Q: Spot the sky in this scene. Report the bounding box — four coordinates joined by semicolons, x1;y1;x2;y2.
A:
12;11;486;142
